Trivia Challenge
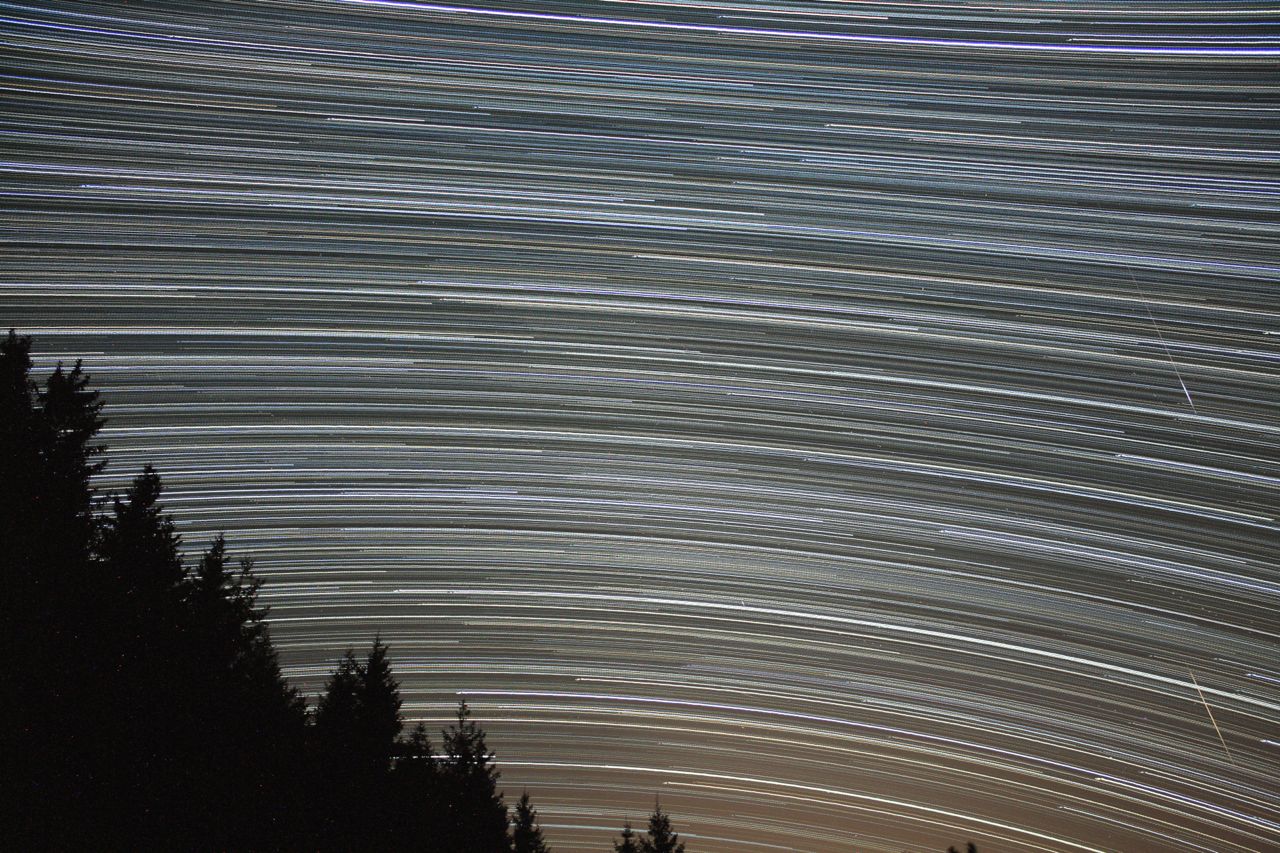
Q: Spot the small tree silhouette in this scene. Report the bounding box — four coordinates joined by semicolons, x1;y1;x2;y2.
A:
512;790;551;853
640;801;686;853
614;821;641;853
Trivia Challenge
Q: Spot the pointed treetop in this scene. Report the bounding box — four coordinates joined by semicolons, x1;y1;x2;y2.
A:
512;790;550;853
2;328;33;397
640;801;685;853
100;465;185;594
316;648;361;731
195;534;229;592
614;821;640;853
405;722;434;756
444;698;499;780
357;635;404;749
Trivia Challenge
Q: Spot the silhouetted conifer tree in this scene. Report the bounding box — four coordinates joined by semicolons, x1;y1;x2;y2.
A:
441;699;512;852
3;331;104;667
312;638;409;845
316;639;404;769
393;720;439;797
640;802;686;853
186;535;307;845
4;330;105;847
191;537;303;718
358;636;405;765
2;331;105;583
513;790;552;853
318;649;363;732
97;467;197;842
402;721;436;767
385;720;444;849
313;647;366;843
614;821;641;853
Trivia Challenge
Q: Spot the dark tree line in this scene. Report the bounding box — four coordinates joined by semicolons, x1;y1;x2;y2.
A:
5;331;979;852
3;330;531;850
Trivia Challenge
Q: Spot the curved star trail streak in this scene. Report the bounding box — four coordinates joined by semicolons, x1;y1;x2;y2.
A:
3;2;1278;850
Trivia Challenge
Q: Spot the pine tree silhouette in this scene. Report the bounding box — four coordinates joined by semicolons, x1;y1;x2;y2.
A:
3;333;106;582
4;330;106;847
441;699;512;852
394;720;440;790
316;638;405;771
640;801;686;853
93;468;202;843
102;466;184;583
3;331;104;664
401;720;437;767
313;647;366;844
312;638;410;845
385;719;443;849
186;535;307;846
317;648;363;734
614;821;641;853
512;790;552;853
358;636;405;766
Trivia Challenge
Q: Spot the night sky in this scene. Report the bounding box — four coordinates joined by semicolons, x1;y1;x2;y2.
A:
5;2;1279;851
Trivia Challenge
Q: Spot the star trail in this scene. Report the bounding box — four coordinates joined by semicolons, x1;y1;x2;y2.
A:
3;2;1278;850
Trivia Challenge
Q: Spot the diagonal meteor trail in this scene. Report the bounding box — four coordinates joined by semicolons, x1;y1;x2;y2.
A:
1189;670;1235;767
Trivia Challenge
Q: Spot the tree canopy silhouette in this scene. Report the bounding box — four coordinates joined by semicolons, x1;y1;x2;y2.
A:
513;790;552;853
640;801;686;853
614;821;642;853
438;699;513;852
2;332;524;851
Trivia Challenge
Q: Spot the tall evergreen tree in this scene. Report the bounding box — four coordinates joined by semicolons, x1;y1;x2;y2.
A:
190;536;301;716
357;636;405;767
2;332;106;588
639;802;685;853
512;790;551;853
312;648;363;844
316;639;404;772
3;331;105;847
393;720;440;794
393;719;439;793
401;721;436;767
186;535;307;846
96;467;211;844
3;330;104;654
441;699;511;852
312;639;408;846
